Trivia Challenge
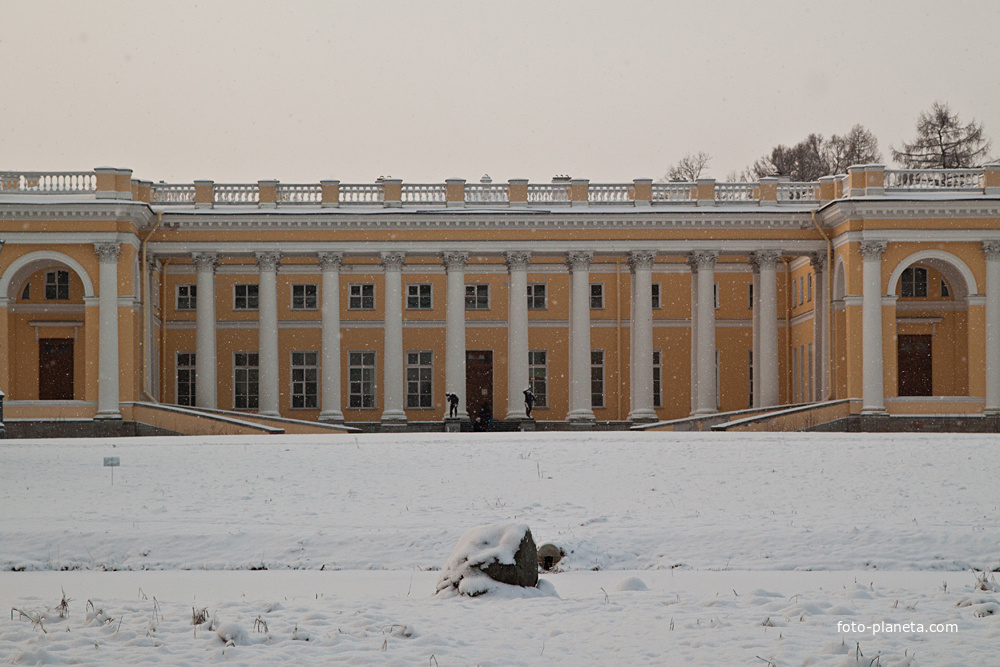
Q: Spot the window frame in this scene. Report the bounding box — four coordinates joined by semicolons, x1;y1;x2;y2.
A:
528;350;548;408
901;266;928;298
291;283;319;311
233;283;260;311
590;283;604;310
527;283;547;311
348;350;378;409
290;350;319;409
176;283;197;311
651;283;661;310
233;351;260;410
405;283;433;310
590;349;605;409
176;351;196;406
45;269;70;301
348;283;376;310
652;349;662;409
405;350;434;409
465;283;490;310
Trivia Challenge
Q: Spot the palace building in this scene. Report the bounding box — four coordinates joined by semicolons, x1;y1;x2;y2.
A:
1;165;998;435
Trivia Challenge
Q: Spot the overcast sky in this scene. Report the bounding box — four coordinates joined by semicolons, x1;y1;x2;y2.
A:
2;0;998;184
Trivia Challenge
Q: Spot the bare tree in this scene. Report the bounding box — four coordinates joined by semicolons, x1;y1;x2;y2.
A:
749;125;881;181
891;102;992;168
660;152;711;182
827;124;882;174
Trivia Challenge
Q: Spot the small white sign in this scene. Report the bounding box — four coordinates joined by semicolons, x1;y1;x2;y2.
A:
104;457;120;467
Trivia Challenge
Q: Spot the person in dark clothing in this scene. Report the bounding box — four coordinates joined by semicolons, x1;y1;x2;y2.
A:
523;388;536;419
445;392;459;419
475;401;492;431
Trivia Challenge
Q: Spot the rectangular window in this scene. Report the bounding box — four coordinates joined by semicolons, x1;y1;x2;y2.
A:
652;350;662;409
45;270;69;300
528;350;548;408
713;283;720;309
291;351;318;409
590;283;604;309
176;352;196;406
799;277;805;305
291;284;318;310
176;284;197;310
807;274;813;302
527;284;547;310
405;350;434;409
591;350;605;408
748;282;754;309
465;284;490;310
234;284;259;310
792;279;798;308
233;352;259;409
901;267;928;298
406;283;432;310
349;283;376;310
349;351;377;408
651;283;661;309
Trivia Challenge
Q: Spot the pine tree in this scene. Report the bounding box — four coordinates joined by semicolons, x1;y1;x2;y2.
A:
891;103;992;169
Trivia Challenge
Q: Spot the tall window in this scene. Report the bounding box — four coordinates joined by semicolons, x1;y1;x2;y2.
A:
799;276;805;305
901;267;928;297
792;279;798;307
349;351;377;408
291;284;318;310
591;350;605;408
748;282;754;310
291;351;318;409
528;350;548;408
234;284;259;310
651;283;661;309
349;283;375;310
527;284;547;310
713;283;720;309
406;351;433;408
45;270;69;300
406;283;432;310
465;284;489;310
652;350;662;409
807;274;813;302
176;284;196;310
233;352;259;409
590;283;604;309
176;352;196;406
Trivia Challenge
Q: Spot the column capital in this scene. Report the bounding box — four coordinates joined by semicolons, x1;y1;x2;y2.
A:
504;251;531;271
983;240;1000;260
627;250;656;272
442;251;469;271
317;252;344;271
380;251;406;270
747;252;761;274
859;241;887;261
755;250;781;270
94;242;121;264
255;251;282;272
192;252;219;271
686;250;718;271
565;251;593;271
808;251;827;272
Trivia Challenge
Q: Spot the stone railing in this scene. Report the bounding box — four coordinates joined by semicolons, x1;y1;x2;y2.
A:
4;165;998;206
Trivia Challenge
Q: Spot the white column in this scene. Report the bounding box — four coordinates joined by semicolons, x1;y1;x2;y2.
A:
566;251;596;424
691;251;718;415
443;251;469;420
983;241;1000;414
757;251;781;407
810;253;828;401
193;252;218;409
95;243;122;419
505;251;531;420
688;259;699;415
749;254;761;407
143;256;156;399
256;251;281;417
318;252;344;423
628;251;657;422
860;241;887;414
381;251;407;424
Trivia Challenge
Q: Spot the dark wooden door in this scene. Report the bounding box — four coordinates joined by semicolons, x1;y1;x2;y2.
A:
466;351;494;425
39;338;74;400
897;334;932;396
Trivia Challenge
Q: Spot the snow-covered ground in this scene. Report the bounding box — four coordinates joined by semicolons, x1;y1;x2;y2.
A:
1;432;998;665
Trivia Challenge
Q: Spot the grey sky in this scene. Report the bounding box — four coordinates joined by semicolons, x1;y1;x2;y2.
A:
2;0;998;184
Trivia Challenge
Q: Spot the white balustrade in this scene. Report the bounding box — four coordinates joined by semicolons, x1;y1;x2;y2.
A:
1;171;96;193
465;183;509;204
885;168;983;191
651;182;695;201
777;182;818;201
214;184;259;205
340;184;384;204
401;184;446;204
526;183;570;203
150;184;196;203
715;182;756;201
588;184;632;204
277;184;322;204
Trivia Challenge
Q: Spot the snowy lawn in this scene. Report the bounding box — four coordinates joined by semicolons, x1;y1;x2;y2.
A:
1;432;998;665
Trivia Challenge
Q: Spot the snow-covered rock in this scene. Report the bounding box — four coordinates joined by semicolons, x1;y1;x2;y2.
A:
436;523;539;597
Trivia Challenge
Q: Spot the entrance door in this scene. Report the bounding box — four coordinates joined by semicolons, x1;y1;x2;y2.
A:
39;338;74;400
897;334;932;396
466;351;494;424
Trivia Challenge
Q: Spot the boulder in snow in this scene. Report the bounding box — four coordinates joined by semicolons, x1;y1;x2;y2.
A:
436;523;539;596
